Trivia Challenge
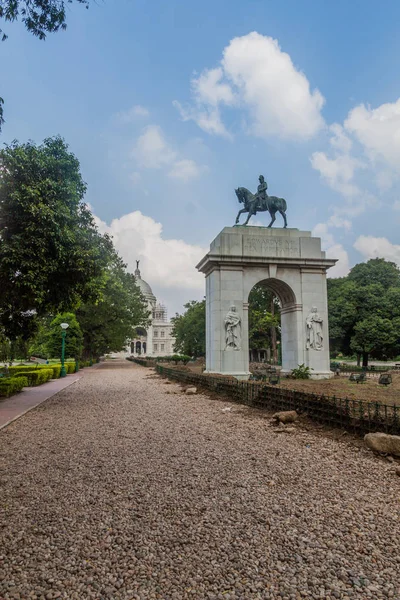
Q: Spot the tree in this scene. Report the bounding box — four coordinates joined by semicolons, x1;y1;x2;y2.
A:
328;258;400;365
46;312;83;359
76;252;150;359
350;316;400;365
0;136;112;340
172;300;206;358
0;0;89;41
248;284;280;361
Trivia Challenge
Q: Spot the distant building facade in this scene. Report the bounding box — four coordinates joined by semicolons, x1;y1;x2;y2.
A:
130;262;175;357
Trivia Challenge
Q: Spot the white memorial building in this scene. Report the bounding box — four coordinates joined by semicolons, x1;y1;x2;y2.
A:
129;262;175;357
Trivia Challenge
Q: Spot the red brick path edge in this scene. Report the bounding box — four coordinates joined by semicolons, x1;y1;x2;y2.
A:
0;373;82;431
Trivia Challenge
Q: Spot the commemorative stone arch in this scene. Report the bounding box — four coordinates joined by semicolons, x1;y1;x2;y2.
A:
196;227;336;379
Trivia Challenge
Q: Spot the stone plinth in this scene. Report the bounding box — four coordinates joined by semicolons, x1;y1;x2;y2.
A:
196;227;337;380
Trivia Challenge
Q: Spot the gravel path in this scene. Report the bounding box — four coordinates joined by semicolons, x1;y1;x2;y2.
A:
0;360;399;600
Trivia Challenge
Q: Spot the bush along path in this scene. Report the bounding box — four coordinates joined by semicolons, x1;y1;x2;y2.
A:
0;359;399;599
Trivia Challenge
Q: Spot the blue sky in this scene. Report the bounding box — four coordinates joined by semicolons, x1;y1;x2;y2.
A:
2;0;400;314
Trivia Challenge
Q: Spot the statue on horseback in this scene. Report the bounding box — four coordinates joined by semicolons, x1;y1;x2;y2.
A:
234;175;288;228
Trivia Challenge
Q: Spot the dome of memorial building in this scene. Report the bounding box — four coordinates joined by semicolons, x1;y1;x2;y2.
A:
134;263;156;305
127;260;175;358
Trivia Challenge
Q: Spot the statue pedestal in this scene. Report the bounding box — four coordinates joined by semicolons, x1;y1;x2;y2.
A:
197;227;336;380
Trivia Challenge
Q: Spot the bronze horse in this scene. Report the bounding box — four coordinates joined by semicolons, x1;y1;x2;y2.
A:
234;187;288;227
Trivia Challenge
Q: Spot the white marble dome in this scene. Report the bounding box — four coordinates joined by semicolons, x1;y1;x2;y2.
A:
134;264;156;304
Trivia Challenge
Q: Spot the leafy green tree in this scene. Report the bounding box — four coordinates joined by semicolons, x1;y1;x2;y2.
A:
348;258;400;289
350;316;400;364
0;0;89;41
0;136;112;340
328;258;400;365
172;300;206;358
76;253;149;359
46;312;83;359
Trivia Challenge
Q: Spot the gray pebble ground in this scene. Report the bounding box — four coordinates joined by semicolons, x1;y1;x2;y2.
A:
0;360;399;600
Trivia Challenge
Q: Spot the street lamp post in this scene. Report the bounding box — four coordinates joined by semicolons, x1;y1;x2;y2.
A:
60;322;69;377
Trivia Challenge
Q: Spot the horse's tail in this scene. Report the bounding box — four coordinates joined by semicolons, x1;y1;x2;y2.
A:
281;198;287;212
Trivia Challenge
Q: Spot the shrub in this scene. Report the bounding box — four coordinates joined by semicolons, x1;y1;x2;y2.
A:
290;364;313;379
12;374;29;387
65;362;75;374
0;377;27;397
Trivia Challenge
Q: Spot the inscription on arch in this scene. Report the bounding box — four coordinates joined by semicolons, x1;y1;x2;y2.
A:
243;236;300;257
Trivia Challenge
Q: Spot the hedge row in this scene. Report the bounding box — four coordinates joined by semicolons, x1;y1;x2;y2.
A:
0;377;28;398
12;369;53;386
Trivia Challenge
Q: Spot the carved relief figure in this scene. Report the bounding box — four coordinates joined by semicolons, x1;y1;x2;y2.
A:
224;305;241;350
306;307;323;351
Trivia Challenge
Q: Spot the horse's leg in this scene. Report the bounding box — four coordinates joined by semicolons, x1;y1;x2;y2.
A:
235;208;246;225
279;210;288;228
267;210;276;228
243;209;254;226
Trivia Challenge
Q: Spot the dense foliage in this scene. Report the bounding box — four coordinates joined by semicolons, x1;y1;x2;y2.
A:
328;258;400;366
76;252;149;359
45;312;83;359
0;137;113;339
172;300;206;358
0;136;149;361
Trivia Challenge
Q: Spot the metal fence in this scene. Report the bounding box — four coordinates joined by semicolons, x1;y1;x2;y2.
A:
154;364;400;437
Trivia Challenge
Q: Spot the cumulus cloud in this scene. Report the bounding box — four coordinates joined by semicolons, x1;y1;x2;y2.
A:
312;223;350;278
345;99;400;170
175;32;325;140
133;125;177;169
168;159;206;182
354;235;400;265
94;210;207;313
132;125;206;182
114;105;150;123
310;151;363;197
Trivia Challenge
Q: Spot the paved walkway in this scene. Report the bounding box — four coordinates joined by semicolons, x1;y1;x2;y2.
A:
0;372;81;430
0;360;399;600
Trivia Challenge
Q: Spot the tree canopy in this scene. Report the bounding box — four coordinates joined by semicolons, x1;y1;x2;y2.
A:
0;136;112;340
172;300;206;358
46;312;83;359
328;258;400;365
76;251;150;359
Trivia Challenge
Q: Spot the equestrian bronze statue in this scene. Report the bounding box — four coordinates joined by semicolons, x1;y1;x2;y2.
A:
234;175;287;227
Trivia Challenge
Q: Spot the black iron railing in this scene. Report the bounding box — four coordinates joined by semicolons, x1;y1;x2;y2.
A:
154;364;400;437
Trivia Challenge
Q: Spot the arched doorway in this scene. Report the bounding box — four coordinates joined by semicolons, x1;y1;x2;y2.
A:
247;278;297;373
197;226;336;379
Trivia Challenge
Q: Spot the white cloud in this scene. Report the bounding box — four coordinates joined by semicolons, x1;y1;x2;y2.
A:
345;99;400;170
329;123;352;154
132;125;206;182
168;159;205;182
310;151;363;197
327;215;352;230
175;31;325;140
114;105;150;123
94;210;207;313
133;125;177;169
354;235;400;265
312;223;350;278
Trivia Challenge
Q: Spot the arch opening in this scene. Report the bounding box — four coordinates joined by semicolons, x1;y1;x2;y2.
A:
247;278;297;372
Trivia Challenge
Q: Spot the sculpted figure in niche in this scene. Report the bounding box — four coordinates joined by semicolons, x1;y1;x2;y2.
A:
224;305;241;350
306;307;323;351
